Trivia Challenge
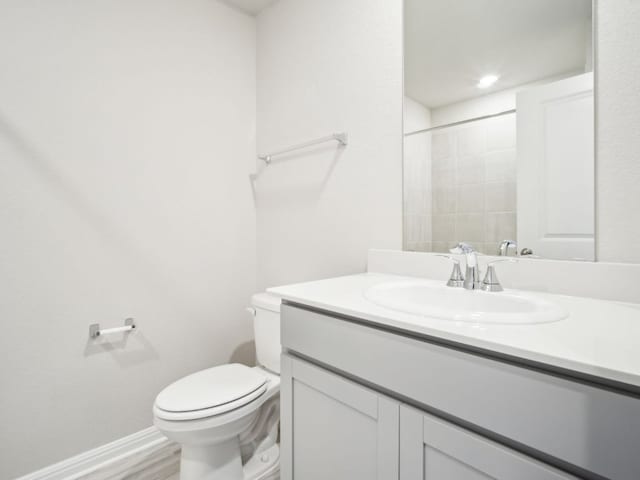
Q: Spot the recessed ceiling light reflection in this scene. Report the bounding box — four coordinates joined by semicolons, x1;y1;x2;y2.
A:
477;74;499;89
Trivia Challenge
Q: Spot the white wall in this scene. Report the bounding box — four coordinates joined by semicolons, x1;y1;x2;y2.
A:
0;1;256;477
431;87;519;128
255;0;403;289
404;96;432;134
596;0;640;263
430;72;580;127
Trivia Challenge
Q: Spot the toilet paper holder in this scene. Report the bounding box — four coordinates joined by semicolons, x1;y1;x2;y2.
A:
89;318;136;338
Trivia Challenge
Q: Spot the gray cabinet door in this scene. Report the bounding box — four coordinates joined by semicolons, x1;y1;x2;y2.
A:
400;405;577;480
281;354;399;480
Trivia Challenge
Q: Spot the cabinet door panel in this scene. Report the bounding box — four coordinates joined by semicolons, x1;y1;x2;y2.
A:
400;405;576;480
281;354;399;480
423;447;491;480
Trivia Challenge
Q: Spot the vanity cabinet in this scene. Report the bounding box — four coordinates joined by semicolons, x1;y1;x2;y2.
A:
280;303;640;480
281;353;575;480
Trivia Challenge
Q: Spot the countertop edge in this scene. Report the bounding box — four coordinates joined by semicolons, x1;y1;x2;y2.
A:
270;285;640;396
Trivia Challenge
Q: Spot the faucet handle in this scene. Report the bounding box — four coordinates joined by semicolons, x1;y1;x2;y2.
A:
449;242;476;255
482;258;517;292
437;255;465;288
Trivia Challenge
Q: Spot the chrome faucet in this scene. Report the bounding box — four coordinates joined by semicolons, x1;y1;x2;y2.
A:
498;240;517;257
441;243;517;292
450;243;481;290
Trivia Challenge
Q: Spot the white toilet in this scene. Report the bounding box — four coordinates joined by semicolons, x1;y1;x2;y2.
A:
153;293;281;480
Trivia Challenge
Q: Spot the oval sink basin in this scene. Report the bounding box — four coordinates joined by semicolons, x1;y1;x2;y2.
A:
364;280;568;325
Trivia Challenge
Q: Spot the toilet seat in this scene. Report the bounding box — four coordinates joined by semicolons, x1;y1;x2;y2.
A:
154;364;268;421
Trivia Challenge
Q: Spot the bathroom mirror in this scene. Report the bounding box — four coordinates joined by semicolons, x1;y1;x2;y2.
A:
403;0;594;261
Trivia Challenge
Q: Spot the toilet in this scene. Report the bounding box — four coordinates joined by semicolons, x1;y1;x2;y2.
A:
153;293;281;480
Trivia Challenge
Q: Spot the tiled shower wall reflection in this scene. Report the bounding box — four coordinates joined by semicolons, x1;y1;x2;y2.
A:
404;113;517;255
403;128;432;251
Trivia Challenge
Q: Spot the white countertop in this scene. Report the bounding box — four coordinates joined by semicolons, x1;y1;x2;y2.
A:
269;273;640;389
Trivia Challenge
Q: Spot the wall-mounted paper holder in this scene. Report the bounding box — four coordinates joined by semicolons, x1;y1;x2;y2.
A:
89;318;136;338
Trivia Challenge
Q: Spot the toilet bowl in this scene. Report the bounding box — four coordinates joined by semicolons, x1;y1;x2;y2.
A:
153;293;281;480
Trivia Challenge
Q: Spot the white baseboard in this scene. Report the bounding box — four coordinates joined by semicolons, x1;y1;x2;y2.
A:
15;427;180;480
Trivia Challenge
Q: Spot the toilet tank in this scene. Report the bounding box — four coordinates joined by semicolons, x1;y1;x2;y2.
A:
250;293;281;374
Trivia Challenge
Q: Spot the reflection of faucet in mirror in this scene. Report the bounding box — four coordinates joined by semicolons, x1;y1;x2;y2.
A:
450;243;481;290
498;240;517;256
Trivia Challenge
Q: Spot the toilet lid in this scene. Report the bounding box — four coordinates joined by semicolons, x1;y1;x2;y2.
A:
155;364;267;414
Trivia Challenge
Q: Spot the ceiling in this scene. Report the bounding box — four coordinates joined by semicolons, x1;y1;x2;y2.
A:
405;0;592;109
220;0;278;15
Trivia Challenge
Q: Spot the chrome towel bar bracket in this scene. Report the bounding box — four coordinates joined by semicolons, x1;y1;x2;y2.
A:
89;318;136;338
